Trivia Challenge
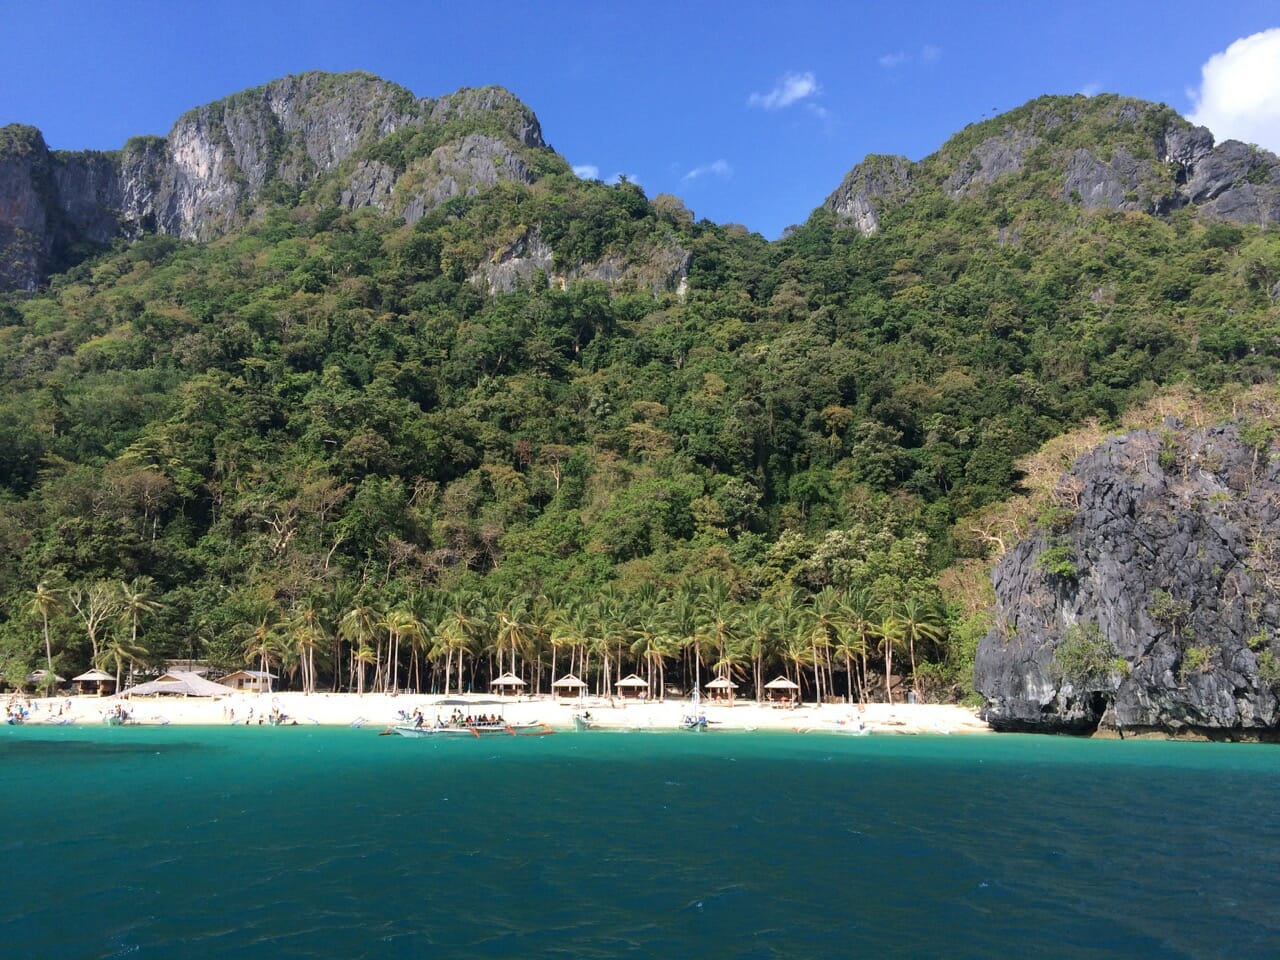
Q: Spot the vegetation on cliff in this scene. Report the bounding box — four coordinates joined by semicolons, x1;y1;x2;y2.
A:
1;86;1279;701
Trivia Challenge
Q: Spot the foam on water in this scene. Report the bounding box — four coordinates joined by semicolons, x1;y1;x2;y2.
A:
2;727;1279;958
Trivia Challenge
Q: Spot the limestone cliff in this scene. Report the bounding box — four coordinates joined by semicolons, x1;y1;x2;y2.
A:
0;72;558;290
975;420;1280;739
822;94;1280;235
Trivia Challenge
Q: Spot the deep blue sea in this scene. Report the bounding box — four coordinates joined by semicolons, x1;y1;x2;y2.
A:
2;727;1278;959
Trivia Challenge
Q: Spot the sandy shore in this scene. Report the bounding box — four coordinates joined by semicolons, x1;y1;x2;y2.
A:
13;691;991;735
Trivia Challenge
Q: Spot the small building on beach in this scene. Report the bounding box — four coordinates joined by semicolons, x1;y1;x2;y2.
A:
764;676;801;703
219;670;277;693
705;676;738;703
615;674;649;699
124;671;237;697
552;674;588;700
489;672;527;696
71;669;117;696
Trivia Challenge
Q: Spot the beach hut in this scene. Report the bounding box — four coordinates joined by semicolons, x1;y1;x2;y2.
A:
124;671;237;697
615;674;649;700
26;669;65;692
71;669;116;696
219;670;277;693
489;673;527;696
705;676;738;703
552;674;588;701
764;676;801;704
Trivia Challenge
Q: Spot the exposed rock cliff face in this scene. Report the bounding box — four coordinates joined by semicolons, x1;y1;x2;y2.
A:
975;421;1280;739
472;228;692;296
822;94;1280;234
821;154;914;236
0;72;556;291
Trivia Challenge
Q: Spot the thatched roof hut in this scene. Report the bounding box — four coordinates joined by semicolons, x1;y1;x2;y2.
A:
125;671;236;697
71;669;116;696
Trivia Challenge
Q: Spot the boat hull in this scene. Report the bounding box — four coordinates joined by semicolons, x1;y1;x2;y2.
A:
391;722;553;739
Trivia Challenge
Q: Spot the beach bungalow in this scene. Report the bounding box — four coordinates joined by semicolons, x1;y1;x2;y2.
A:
764;676;801;704
219;670;277;693
552;674;588;701
26;669;65;691
705;676;738;703
125;671;237;697
614;674;649;700
489;673;527;696
71;669;117;696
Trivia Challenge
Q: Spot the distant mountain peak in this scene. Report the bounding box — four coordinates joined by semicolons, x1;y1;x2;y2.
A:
0;71;562;291
822;92;1280;235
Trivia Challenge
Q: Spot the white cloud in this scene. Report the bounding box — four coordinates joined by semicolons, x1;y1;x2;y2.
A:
1079;82;1103;98
879;45;942;70
1188;28;1280;152
572;164;600;179
682;159;733;183
748;71;820;110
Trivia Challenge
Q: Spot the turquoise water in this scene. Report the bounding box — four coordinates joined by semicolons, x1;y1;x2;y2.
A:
2;728;1279;959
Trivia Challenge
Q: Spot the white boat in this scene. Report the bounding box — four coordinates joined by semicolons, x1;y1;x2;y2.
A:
389;719;554;739
572;712;595;731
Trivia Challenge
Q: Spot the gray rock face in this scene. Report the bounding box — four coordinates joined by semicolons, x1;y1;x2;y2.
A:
0;72;554;290
975;421;1280;738
821;154;914;235
1062;146;1146;209
944;130;1038;196
821;94;1280;233
472;229;692;296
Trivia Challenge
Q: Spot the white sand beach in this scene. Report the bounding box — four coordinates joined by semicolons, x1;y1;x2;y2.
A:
14;691;992;735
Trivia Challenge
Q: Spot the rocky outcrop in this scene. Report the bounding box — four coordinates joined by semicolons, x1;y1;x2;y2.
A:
822;94;1280;233
0;72;557;291
975;421;1280;739
821;154;914;235
473;229;692;296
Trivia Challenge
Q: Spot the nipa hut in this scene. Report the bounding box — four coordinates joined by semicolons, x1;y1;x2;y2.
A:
71;669;117;696
614;674;649;699
489;673;527;696
764;676;800;703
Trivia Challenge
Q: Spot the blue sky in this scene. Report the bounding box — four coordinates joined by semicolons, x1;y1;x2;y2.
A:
3;0;1279;238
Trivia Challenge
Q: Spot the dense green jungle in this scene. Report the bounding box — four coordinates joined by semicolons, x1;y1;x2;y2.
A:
3;86;1280;704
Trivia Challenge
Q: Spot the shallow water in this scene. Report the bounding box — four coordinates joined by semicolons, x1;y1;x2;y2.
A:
2;727;1278;958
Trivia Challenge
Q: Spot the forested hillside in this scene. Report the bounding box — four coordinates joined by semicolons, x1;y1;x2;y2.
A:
2;79;1279;703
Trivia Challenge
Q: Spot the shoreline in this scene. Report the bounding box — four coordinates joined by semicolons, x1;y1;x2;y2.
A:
9;691;993;736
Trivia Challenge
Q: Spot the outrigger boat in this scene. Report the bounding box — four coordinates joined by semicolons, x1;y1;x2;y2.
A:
572;711;595;732
390;719;554;738
681;713;709;731
387;706;554;738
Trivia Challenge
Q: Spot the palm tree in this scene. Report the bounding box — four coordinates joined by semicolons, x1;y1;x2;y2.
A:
119;577;162;685
98;630;150;694
339;603;378;692
242;620;282;694
896;595;946;697
380;608;421;694
697;578;740;689
741;602;778;703
873;614;906;704
28;580;64;679
290;601;326;694
807;587;848;704
353;645;376;696
839;589;878;704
